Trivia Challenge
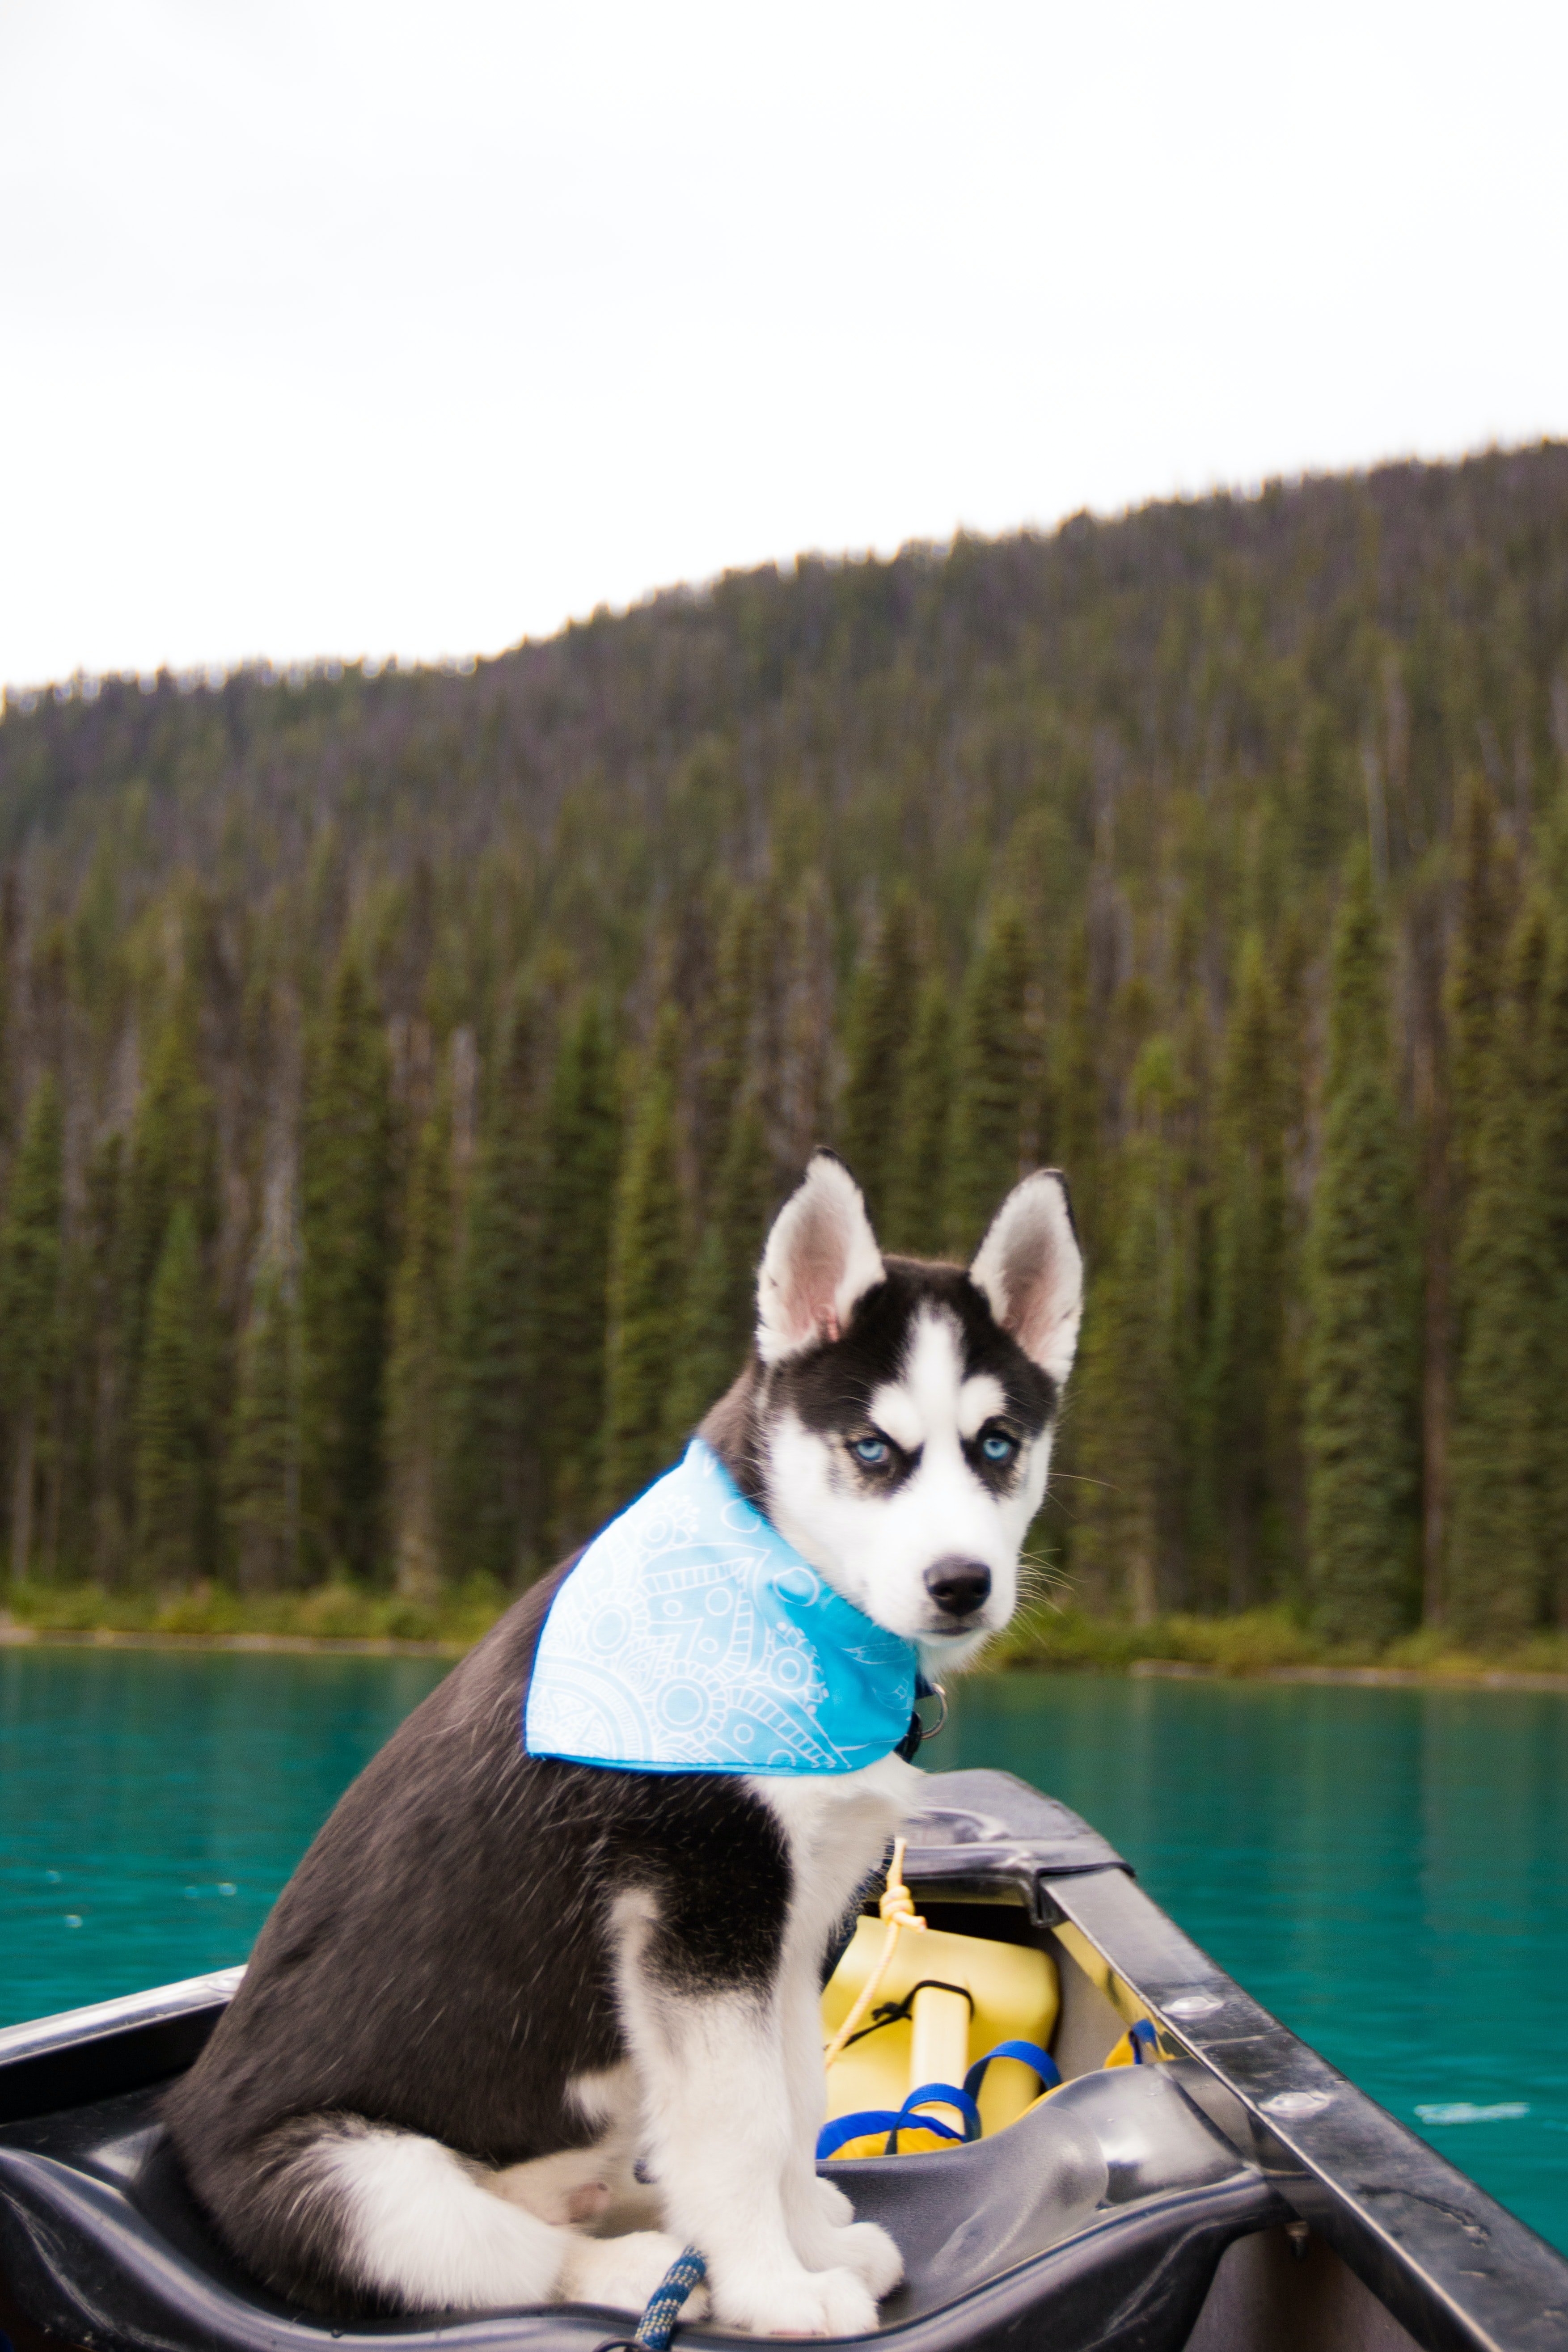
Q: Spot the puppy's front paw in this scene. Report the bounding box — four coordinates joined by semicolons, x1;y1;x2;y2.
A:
812;2176;855;2229
794;2185;902;2298
828;2219;903;2299
558;2230;710;2320
712;2262;878;2339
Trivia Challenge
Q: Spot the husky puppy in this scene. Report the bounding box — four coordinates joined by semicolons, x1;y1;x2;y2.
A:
165;1153;1083;2336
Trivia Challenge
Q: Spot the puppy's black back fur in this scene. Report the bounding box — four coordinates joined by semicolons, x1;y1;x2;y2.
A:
165;1557;790;2311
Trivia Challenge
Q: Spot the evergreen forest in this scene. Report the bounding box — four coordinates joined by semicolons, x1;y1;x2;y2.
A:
4;441;1568;1654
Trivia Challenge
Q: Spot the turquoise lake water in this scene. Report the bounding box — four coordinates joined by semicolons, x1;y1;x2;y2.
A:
2;1648;1565;2253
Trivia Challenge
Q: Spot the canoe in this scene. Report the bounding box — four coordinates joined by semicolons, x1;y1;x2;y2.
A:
1;1765;1564;2352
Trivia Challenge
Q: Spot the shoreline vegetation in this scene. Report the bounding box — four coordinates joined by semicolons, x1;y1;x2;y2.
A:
4;1586;1566;1689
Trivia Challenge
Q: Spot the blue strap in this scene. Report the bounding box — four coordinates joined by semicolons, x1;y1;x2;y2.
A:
633;2246;706;2350
816;2080;982;2160
962;2039;1061;2101
817;2107;922;2158
817;2040;1068;2159
898;2082;982;2147
1130;2018;1157;2065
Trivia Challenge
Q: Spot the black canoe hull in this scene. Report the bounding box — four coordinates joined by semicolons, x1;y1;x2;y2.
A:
1;1769;1564;2352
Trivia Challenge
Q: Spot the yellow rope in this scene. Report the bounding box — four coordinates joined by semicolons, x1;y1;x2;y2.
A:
823;1837;924;2071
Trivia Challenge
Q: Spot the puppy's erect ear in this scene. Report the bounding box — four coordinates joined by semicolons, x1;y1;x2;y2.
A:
757;1151;884;1364
969;1170;1084;1386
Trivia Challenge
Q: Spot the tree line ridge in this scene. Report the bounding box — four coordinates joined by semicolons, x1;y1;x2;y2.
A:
1;441;1567;1653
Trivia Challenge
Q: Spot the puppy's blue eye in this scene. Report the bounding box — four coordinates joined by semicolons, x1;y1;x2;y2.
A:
981;1431;1019;1465
851;1436;890;1467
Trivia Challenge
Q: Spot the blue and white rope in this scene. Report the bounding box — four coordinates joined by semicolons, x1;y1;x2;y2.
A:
633;2246;707;2351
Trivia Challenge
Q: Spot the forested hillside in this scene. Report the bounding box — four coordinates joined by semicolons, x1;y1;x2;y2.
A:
3;441;1568;1645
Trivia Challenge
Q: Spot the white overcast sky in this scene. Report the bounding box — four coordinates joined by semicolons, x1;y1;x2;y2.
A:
3;0;1566;687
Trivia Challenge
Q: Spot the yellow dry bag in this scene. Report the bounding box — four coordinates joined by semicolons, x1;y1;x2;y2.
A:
818;1843;1061;2158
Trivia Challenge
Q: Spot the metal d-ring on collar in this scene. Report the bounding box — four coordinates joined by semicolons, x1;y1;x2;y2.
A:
917;1676;948;1742
894;1676;947;1763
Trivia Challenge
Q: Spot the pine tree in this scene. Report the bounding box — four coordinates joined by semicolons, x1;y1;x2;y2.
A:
387;1102;453;1601
124;1001;218;1364
1427;777;1518;1621
1447;897;1552;1644
133;1204;212;1585
1164;976;1215;1605
0;1077;63;1581
947;903;1034;1254
602;1008;687;1513
538;997;621;1553
1446;780;1517;1189
1051;923;1100;1256
776;871;835;1172
837;891;920;1226
1029;923;1101;1597
1074;1039;1182;1622
226;1252;302;1593
1199;937;1293;1606
0;905;11;1165
673;1083;774;1431
1304;850;1421;1646
883;977;954;1257
122;1000;220;1528
299;956;395;1582
446;995;544;1587
1538;919;1568;1628
75;1132;130;1584
692;890;763;1202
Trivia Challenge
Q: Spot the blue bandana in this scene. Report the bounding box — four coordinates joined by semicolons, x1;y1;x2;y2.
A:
524;1440;918;1775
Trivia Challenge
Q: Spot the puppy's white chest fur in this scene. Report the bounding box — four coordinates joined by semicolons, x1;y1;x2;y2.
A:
747;1751;925;2103
749;1751;923;1924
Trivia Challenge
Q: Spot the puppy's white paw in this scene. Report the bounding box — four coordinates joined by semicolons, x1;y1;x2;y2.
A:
828;2220;903;2299
558;2230;710;2320
811;2176;856;2229
712;2262;878;2339
792;2184;901;2297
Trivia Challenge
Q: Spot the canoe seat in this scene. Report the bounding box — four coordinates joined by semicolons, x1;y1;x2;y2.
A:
0;2064;1284;2352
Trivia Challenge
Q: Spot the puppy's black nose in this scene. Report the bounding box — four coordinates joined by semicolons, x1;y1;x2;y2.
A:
924;1558;992;1618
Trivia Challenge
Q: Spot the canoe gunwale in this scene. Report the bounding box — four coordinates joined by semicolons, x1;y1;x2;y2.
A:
0;1971;244;2132
907;1769;1568;2352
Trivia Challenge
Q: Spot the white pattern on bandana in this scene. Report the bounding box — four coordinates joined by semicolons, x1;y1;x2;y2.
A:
524;1440;917;1774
